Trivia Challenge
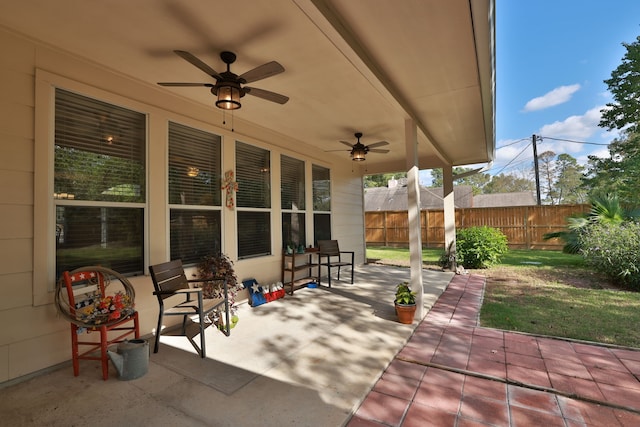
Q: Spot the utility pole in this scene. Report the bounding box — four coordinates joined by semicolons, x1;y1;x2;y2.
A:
532;134;541;205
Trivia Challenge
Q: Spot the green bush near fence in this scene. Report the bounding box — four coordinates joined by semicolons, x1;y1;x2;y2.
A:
456;226;508;269
580;222;640;291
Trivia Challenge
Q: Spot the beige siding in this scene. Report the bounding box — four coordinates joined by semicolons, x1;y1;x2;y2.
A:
0;28;366;382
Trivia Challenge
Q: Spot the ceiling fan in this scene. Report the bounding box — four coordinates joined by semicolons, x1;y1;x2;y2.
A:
158;50;289;110
335;132;390;161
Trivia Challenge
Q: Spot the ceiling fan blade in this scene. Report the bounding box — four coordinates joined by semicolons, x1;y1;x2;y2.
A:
339;140;354;148
367;141;390;148
244;87;289;104
157;82;215;87
174;50;222;79
239;61;285;84
368;149;390;153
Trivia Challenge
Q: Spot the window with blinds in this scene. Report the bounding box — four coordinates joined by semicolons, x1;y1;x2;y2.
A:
281;155;305;210
236;141;271;259
54;89;146;276
281;155;306;249
312;165;331;245
312;164;331;211
168;122;222;264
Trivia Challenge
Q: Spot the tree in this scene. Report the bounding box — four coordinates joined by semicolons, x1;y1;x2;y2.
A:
586;34;640;204
429;167;490;195
582;130;640;204
600;35;640;136
364;172;406;188
537;150;557;204
554;154;586;204
484;173;535;194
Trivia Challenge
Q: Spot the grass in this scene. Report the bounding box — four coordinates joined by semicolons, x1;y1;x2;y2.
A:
367;246;640;348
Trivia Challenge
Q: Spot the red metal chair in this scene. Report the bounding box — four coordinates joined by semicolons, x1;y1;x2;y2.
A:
61;269;140;380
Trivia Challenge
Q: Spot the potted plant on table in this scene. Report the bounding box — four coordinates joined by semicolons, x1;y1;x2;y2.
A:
394;282;417;324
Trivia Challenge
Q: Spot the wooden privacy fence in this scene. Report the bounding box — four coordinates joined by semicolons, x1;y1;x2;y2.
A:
365;204;590;250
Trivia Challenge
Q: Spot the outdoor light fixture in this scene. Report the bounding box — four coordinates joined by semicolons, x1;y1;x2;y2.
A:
351;147;367;161
215;83;241;110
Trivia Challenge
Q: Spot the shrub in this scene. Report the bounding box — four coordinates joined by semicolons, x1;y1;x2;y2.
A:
456;226;508;269
580;222;640;290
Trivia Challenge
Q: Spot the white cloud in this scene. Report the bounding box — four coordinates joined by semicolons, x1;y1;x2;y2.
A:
539;106;604;140
523;84;581;112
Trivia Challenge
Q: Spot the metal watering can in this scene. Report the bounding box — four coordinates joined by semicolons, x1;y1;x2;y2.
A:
107;339;149;380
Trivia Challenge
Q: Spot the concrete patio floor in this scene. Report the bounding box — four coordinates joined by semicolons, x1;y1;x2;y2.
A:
0;265;453;427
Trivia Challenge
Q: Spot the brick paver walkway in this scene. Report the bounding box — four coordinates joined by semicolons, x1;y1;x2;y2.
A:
347;274;640;426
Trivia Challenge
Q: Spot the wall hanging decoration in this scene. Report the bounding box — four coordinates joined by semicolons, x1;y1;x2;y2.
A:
222;170;238;209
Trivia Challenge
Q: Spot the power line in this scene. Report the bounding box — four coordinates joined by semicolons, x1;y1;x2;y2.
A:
491;142;533;176
537;136;610;146
496;137;530;149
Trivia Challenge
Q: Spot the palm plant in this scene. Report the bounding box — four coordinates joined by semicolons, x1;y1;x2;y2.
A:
544;193;639;253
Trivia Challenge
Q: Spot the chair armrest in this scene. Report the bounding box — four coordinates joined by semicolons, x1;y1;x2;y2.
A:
153;288;203;296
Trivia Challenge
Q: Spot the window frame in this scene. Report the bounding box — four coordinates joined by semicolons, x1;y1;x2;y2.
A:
235;140;272;260
167;121;223;265
34;70;150;305
312;164;332;245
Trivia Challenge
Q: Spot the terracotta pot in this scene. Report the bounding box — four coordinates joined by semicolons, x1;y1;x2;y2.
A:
395;303;416;324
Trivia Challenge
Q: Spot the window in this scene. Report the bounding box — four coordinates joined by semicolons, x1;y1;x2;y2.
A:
312;164;331;245
236;141;271;259
281;155;305;249
168;122;222;264
54;89;146;276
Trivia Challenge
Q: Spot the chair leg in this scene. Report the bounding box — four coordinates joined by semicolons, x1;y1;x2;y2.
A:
181;314;188;335
350;265;354;284
154;312;164;353
100;327;109;380
70;325;79;377
198;293;206;358
134;312;140;338
337;265;341;280
327;266;332;288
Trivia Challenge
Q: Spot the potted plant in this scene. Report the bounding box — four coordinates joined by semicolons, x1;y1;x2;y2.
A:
394;282;417;324
195;253;241;331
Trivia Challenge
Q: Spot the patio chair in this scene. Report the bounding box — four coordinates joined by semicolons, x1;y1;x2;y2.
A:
60;268;140;380
317;240;354;287
149;259;230;358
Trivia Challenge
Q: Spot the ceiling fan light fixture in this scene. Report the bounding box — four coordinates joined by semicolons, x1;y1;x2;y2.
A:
351;147;366;161
215;83;241;110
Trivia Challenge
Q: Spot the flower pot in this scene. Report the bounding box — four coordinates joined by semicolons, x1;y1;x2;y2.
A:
395;303;416;324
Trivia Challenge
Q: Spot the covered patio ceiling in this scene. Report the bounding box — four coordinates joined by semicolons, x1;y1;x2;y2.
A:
0;0;495;174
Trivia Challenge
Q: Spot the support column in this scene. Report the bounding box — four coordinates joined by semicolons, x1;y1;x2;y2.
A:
405;119;424;319
442;165;456;271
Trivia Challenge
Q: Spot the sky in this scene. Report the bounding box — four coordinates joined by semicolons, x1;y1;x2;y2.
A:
421;0;640;185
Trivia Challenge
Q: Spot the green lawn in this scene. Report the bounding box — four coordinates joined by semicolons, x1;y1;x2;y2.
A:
367;246;640;348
